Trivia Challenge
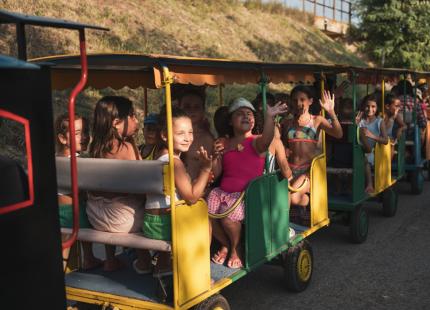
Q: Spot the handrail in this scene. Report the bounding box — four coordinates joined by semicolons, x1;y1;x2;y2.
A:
62;29;88;250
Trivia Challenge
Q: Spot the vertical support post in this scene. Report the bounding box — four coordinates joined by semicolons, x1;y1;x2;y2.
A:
403;74;407;120
320;73;326;156
62;29;88;250
16;23;27;61
323;0;326;18
352;71;357;137
161;66;178;308
259;74;269;173
314;0;317;17
303;0;305;12
348;1;352;25
333;0;336;20
144;88;148;117
381;79;385;117
219;84;224;107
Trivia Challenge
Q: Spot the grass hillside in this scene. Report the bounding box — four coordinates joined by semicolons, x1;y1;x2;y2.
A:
0;0;366;156
1;0;365;65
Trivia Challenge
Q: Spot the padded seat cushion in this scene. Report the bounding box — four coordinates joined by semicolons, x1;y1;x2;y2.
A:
61;228;171;252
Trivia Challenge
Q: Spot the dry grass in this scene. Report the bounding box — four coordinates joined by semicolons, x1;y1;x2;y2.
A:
0;0;366;144
0;0;365;65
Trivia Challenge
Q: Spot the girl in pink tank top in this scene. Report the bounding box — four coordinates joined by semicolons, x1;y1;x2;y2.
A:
208;97;288;269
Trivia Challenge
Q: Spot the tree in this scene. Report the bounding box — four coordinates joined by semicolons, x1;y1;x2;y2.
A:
353;0;430;70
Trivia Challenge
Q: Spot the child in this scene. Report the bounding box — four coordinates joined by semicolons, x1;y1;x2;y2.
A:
54;113;101;270
209;97;288;269
357;94;389;193
86;96;148;272
252;92;276;134
139;113;160;160
384;93;407;145
339;98;354;123
282;85;342;222
142;106;213;276
178;90;214;180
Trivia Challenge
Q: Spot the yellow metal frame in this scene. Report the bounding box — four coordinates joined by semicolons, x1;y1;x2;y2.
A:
308;76;329;228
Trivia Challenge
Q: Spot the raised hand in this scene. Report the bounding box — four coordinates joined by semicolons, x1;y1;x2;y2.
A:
266;101;289;118
355;111;363;125
363;128;377;140
319;90;335;113
212;138;226;159
196;146;213;170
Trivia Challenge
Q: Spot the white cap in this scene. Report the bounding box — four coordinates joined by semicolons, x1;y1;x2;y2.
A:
228;97;256;113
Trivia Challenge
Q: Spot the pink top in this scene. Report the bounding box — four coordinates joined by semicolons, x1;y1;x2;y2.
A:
220;136;265;193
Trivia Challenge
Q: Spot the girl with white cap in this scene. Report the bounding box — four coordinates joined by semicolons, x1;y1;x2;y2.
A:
208;97;288;269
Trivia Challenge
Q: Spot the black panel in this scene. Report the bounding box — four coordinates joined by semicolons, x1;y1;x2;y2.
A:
0;67;66;309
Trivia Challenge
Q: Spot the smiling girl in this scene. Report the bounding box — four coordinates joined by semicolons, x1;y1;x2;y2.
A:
209;97;288;269
141;106;213;276
282;85;342;225
357;94;388;193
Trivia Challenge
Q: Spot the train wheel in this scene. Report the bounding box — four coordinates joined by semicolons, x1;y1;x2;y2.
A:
283;240;313;292
349;204;368;244
193;294;230;310
411;169;424;195
381;187;398;217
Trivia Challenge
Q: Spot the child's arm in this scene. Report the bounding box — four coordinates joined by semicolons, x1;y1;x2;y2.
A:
174;147;212;204
362;121;388;145
273;139;293;179
254;102;289;154
394;114;407;142
318;91;343;139
211;138;226;179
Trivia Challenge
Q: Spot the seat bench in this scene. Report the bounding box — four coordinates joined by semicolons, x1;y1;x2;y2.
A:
61;228;171;252
327;167;353;174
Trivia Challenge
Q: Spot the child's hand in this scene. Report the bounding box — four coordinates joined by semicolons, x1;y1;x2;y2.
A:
196;146;213;171
393;106;400;117
266;101;289;118
213;138;226;158
362;128;377;140
355;111;363;125
319;90;335;114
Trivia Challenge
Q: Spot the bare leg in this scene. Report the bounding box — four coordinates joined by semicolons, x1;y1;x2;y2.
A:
364;161;374;193
210;218;229;264
290;175;310;207
81;242;102;270
133;249;152;272
103;245;123;272
220;218;242;268
154;252;171;274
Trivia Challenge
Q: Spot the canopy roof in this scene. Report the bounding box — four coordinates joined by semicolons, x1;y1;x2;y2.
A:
0;9;108;31
0;54;39;70
32;53;346;90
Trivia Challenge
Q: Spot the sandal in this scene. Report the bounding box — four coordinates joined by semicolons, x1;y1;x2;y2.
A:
211;249;228;265
227;255;243;269
132;259;152;275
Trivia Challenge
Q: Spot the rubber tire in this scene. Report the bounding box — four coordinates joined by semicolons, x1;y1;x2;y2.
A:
382;188;398;217
193;294;230;310
349;205;369;244
283;240;313;292
411;169;424;195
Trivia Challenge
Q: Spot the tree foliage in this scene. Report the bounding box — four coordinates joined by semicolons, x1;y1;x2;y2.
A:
354;0;430;70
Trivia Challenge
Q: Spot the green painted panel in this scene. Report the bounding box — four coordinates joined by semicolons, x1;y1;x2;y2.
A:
352;144;366;202
397;133;406;177
244;172;290;269
245;174;271;268
269;173;290;251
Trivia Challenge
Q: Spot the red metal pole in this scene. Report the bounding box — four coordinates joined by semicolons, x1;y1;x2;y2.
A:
62;29;88;250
